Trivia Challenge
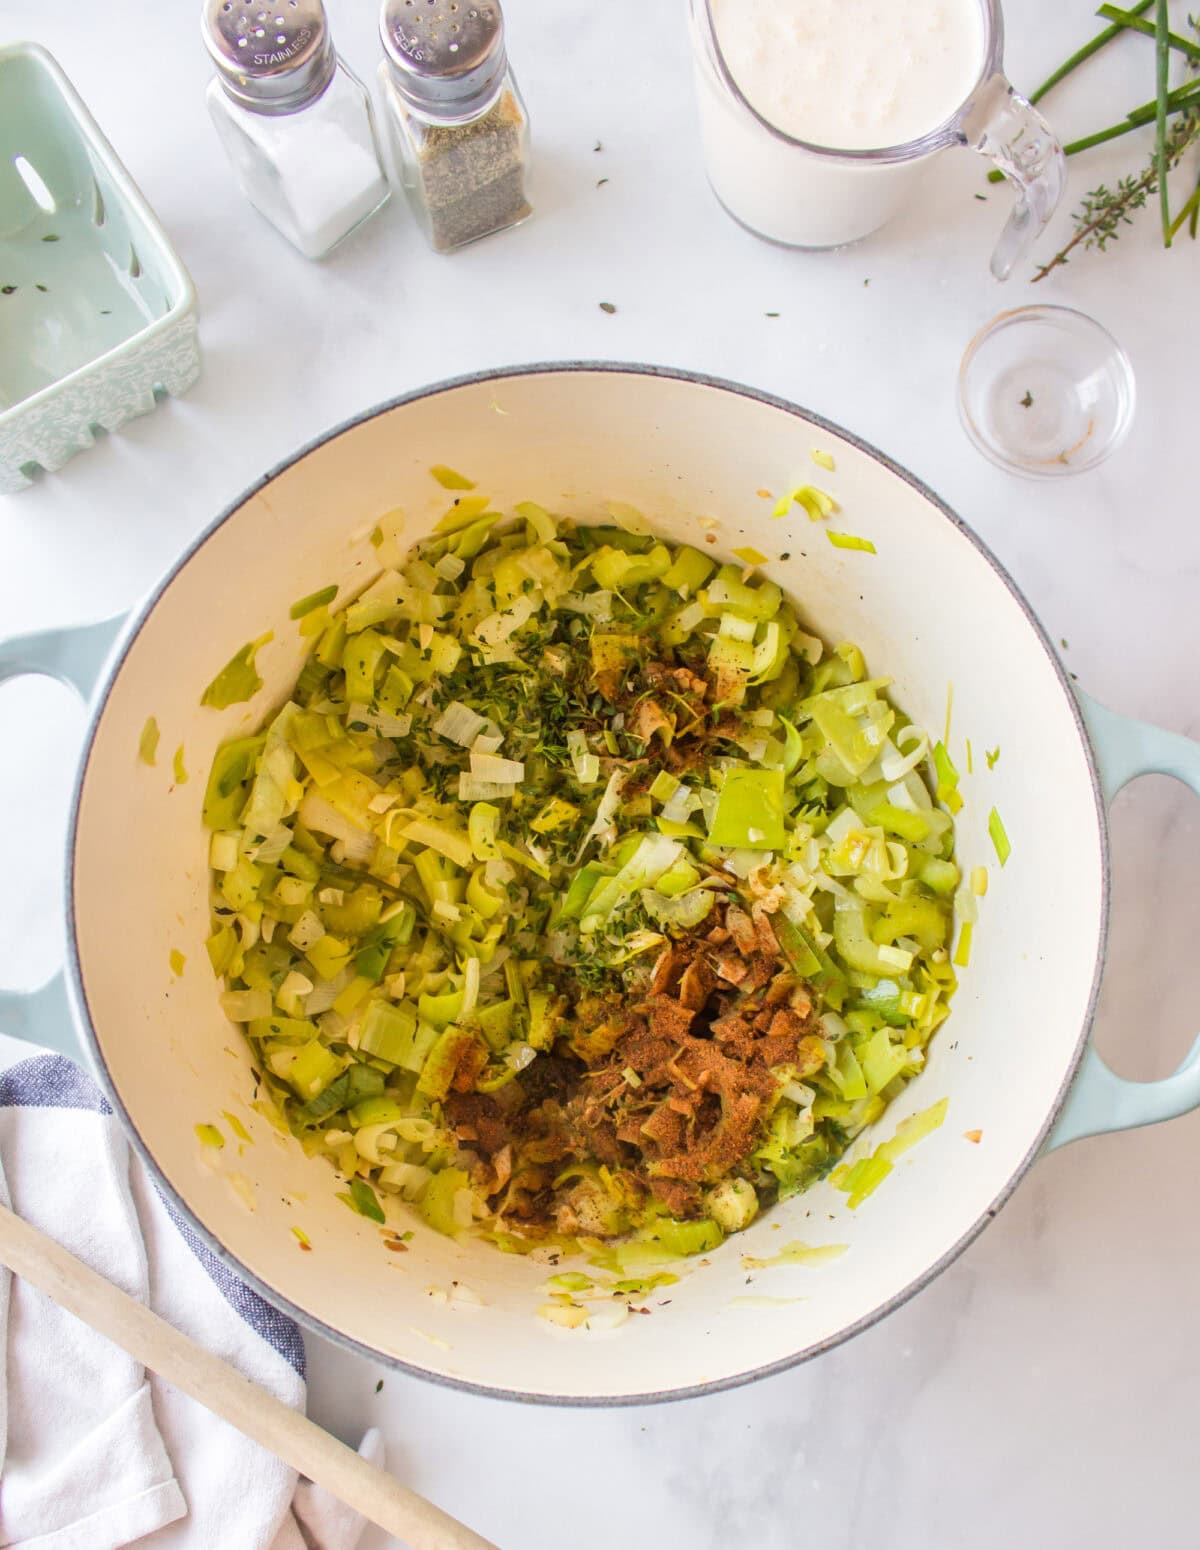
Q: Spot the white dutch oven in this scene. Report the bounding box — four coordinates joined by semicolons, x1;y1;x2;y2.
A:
3;365;1200;1405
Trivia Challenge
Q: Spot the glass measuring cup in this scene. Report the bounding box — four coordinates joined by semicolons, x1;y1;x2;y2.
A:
689;0;1065;279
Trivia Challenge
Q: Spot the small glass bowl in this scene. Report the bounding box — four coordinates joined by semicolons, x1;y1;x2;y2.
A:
957;305;1135;478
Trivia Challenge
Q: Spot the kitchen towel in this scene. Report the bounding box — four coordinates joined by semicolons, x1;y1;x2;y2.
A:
0;1031;384;1550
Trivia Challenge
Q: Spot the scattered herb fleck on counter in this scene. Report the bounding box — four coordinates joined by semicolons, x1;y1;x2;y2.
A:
1020;389;1034;408
599;301;617;314
41;234;59;242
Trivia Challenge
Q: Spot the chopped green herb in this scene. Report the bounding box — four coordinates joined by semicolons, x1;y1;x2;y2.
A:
986;746;1001;770
195;1123;224;1149
41;233;59;242
1020;389;1034;408
172;745;188;784
169;949;186;977
599;301;617;314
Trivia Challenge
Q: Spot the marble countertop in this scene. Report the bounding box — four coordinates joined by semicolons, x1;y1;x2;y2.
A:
3;1;1199;1545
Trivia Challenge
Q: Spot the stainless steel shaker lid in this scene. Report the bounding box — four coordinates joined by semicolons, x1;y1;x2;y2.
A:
379;0;508;121
202;0;336;114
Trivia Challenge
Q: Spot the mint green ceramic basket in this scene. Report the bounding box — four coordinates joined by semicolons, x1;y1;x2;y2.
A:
0;43;200;494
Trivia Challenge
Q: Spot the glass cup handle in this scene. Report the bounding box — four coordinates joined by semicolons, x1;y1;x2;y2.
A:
960;73;1066;282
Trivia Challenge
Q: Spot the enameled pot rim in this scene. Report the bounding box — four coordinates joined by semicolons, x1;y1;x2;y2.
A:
63;361;1111;1407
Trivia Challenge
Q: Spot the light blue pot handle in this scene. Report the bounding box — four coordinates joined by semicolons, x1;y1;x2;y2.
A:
1047;690;1200;1149
0;615;126;1060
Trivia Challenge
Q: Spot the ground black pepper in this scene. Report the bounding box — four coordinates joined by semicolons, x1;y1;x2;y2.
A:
412;90;530;253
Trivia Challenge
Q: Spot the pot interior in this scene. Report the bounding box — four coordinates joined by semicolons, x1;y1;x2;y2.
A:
70;367;1104;1400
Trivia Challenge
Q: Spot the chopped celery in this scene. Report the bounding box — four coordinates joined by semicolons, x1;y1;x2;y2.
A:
341;1177;386;1223
932;741;964;814
988;807;1011;866
290;585;338;619
792;485;837;521
138;716;160;766
591;543;670;591
420;1167;471;1235
826;532;876;554
358;999;418;1064
288;1039;345;1100
833;1153;892;1208
417;1025;479;1100
859;1028;908;1094
201;634;272;709
202;735;263;829
868;802;931;843
642;1217;724;1256
708;767;785;849
662;545;715;597
343;630;386;704
430;464;477;490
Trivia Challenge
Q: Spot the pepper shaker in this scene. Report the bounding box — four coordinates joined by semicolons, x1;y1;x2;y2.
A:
377;0;531;254
202;0;390;259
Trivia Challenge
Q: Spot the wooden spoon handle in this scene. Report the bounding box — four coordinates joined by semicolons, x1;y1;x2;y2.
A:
0;1201;498;1550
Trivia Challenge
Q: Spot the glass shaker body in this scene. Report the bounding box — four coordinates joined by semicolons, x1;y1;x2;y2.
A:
378;68;531;254
206;58;389;260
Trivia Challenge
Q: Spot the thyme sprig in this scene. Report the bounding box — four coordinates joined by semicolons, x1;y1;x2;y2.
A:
1024;5;1200;279
1033;107;1200;280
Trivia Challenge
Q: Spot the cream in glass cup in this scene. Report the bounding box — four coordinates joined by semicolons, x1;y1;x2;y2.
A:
689;0;1064;279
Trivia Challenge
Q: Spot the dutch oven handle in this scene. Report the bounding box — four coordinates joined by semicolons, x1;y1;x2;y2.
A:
0;617;126;1059
1047;691;1200;1149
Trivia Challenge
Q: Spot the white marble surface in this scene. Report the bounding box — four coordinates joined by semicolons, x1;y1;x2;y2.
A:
2;1;1199;1545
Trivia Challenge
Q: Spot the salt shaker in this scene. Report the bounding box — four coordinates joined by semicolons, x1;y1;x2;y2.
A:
202;0;390;260
377;0;531;254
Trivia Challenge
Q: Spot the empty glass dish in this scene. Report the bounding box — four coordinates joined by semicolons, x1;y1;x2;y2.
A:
958;305;1135;477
